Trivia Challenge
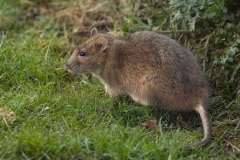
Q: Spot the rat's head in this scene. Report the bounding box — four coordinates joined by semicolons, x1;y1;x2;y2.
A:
65;28;110;75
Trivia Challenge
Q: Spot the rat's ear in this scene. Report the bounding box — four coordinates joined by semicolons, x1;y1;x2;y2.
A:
95;38;108;53
90;28;98;37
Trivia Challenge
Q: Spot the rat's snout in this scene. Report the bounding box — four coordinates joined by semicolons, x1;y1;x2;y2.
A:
64;61;70;70
64;59;76;73
64;49;79;72
64;54;83;74
64;60;70;70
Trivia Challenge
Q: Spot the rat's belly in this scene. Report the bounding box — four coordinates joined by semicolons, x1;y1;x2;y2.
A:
129;93;151;106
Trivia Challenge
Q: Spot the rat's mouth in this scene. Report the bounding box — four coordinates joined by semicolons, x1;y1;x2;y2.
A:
64;64;85;75
64;63;77;74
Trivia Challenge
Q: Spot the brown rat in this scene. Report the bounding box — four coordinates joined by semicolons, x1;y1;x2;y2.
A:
65;28;212;146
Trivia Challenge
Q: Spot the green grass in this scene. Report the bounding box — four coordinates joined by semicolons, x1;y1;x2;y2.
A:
0;0;239;159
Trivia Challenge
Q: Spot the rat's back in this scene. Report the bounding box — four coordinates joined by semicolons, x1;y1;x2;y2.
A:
121;31;210;111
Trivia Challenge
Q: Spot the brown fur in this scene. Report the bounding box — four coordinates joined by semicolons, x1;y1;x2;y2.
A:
65;28;212;146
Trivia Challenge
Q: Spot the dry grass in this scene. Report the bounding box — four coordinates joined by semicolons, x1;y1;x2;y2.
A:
18;0;131;43
0;108;16;127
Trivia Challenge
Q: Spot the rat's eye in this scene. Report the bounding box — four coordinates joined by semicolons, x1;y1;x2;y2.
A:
78;51;86;56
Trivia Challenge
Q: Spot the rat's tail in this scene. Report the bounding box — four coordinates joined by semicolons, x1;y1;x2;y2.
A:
195;104;212;146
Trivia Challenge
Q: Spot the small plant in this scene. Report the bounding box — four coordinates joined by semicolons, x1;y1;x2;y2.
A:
0;108;16;127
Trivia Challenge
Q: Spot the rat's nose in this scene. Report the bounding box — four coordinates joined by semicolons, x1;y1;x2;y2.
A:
64;60;74;69
64;62;70;71
64;62;69;70
64;61;73;73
